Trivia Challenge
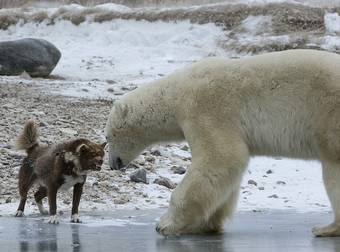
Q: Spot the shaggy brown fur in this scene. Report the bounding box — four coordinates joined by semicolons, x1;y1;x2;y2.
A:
15;120;106;224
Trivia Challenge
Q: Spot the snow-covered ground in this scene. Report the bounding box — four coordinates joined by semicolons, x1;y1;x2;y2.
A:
0;19;226;99
0;2;338;217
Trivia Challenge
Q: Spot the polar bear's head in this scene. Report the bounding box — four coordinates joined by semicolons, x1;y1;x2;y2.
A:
105;102;146;170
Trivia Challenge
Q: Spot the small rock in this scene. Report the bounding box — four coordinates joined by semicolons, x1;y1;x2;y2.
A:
0;144;11;149
258;186;265;190
276;181;286;185
114;91;124;96
114;198;128;204
121;86;136;91
5;197;11;203
63;199;70;205
153;177;176;189
107;88;114;93
106;80;117;84
130;168;148;184
268;194;278;198
266;170;273;174
171;166;186;175
145;156;155;163
151;150;161;156
248;179;257;186
39;121;48;127
181;145;189;151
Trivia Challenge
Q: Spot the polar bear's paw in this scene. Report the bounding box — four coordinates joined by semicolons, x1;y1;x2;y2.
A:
312;223;340;237
156;213;183;236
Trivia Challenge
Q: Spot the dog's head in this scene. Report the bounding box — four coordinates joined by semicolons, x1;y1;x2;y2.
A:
64;139;106;175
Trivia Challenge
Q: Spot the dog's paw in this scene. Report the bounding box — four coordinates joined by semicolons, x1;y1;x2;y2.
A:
48;215;59;224
15;210;24;217
312;223;340;237
71;214;82;223
37;203;49;215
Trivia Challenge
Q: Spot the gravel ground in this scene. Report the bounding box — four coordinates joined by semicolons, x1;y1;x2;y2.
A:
0;79;190;215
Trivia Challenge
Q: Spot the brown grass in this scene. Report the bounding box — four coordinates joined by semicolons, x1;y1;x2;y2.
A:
0;0;227;9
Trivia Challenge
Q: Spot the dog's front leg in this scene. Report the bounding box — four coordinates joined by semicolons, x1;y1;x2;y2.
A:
71;180;85;223
48;185;59;224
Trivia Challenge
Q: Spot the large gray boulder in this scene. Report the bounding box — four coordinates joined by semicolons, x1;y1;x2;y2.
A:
0;38;61;77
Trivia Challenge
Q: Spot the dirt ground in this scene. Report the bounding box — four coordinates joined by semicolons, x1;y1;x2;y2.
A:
0;79;184;213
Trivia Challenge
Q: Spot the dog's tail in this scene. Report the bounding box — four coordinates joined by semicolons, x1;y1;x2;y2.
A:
16;120;39;152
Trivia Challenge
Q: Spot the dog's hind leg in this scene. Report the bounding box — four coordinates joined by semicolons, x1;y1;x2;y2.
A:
313;160;340;237
34;187;48;215
16;162;36;217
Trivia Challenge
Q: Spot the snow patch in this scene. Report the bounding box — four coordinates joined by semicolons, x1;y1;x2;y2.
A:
94;3;132;13
0;20;225;99
325;13;340;34
241;15;272;35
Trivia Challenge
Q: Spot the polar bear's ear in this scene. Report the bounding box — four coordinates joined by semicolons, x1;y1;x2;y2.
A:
115;103;129;119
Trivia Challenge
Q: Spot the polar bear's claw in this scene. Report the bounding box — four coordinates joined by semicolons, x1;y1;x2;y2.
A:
156;212;184;236
312;223;340;237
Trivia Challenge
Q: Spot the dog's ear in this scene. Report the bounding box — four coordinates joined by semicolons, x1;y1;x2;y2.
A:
101;142;107;149
76;144;89;154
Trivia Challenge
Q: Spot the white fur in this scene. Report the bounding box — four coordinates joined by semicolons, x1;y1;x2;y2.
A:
64;152;83;174
71;214;81;223
15;210;23;217
37;203;48;215
64;151;77;162
106;49;340;236
60;175;85;191
48;215;59;224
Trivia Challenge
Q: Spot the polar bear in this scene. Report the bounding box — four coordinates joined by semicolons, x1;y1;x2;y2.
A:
106;49;340;237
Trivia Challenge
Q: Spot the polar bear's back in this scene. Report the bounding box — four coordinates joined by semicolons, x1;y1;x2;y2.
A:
120;49;340;159
175;50;340;159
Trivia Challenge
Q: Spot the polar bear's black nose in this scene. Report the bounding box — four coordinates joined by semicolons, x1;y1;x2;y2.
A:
109;156;124;170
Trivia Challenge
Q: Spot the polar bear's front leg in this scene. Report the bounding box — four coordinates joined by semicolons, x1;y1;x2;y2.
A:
204;186;241;233
156;128;249;236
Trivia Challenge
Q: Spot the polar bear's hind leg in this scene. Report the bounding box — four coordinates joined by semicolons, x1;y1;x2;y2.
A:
313;160;340;237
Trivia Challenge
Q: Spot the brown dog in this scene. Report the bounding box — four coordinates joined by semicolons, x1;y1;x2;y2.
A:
15;120;106;224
